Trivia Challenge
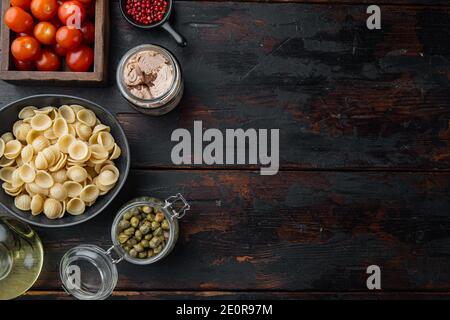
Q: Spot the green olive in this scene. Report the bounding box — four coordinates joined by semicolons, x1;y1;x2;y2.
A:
124;227;135;236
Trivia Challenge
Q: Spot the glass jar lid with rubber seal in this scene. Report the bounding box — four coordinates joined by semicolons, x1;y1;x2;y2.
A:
59;193;190;300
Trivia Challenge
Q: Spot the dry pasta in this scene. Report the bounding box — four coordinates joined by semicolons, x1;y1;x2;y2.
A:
0;105;122;219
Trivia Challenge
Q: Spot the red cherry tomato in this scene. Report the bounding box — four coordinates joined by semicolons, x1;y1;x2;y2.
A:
14;58;35;71
58;0;86;27
55;25;83;49
10;0;32;11
80;21;94;44
35;49;61;71
30;0;58;21
11;36;41;61
4;7;34;33
53;42;68;56
34;21;57;45
66;45;93;72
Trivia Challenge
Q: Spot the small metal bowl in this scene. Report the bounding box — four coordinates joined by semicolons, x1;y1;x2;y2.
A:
0;95;131;228
119;0;187;47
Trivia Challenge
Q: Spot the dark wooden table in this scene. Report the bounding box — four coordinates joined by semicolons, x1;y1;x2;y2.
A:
1;0;450;300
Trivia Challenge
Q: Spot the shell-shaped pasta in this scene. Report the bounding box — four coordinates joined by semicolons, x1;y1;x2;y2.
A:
70;105;85;114
67;198;86;216
35;152;49;170
12;170;24;189
26;129;41;145
92;124;110;135
13;120;23;138
31;194;44;216
53;117;69;137
97;169;118;186
52;169;67;183
16;123;32;142
21;144;34;164
68;141;89;161
15;156;23;167
31;114;52;131
0;138;5;158
27;182;49;196
0;167;15;183
67;165;88;182
75;122;92;141
3;182;23;196
35;170;54;189
0;157;15;168
49;153;67;172
34;106;55;115
80;184;99;203
59;105;76;124
90;144;109;160
42;147;56;167
63;181;82;198
57;134;76;154
77;109;97;127
1;132;14;143
97;132;115;152
32;136;50;153
44;128;58;140
18;164;36;183
4;140;23;160
43;198;62;219
15;194;31;211
19;106;37;120
68;124;76;136
110;144;122;160
49;183;68;201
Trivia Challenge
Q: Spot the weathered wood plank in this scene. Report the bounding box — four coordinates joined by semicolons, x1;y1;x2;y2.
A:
19;290;450;300
24;169;450;292
1;3;448;169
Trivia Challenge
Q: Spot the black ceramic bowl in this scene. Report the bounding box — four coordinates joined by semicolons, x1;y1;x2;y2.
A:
0;95;130;228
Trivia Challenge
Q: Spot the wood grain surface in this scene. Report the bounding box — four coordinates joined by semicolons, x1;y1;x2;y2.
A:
0;0;449;299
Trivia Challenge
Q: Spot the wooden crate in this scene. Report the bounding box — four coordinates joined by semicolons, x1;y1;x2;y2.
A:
0;0;109;85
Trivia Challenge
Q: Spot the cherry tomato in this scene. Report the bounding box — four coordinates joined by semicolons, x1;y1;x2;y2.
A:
35;49;61;71
58;0;86;27
55;25;83;49
80;21;94;44
10;0;32;11
4;7;34;33
11;36;41;61
34;21;57;45
53;42;67;56
30;0;58;21
66;45;93;72
14;58;35;71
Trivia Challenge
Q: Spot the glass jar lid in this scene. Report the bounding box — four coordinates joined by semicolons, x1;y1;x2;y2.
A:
59;245;120;300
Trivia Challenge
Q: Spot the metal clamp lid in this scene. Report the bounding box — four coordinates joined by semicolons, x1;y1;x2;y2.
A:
164;193;190;219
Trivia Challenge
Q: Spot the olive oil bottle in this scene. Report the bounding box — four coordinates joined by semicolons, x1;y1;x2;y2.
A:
0;216;43;300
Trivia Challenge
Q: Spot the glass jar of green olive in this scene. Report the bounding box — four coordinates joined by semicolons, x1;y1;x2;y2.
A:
59;194;190;300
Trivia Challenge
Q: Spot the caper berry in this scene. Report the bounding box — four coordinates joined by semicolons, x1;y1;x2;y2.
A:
134;243;144;253
155;212;164;223
138;251;148;259
140;224;150;235
124;227;135;236
135;230;143;241
154;245;163;254
153;227;163;237
140;239;150;248
118;220;131;230
161;220;170;230
151;221;160;230
145;234;153;241
126;238;138;246
118;233;130;244
149;236;161;249
142;206;152;214
129;249;138;258
147;214;155;221
130;216;140;228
